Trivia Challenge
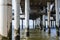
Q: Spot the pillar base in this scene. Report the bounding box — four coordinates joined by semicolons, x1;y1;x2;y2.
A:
15;34;20;40
15;27;20;39
56;29;60;36
26;31;29;37
48;26;51;34
8;23;12;40
44;26;46;32
27;27;29;37
0;35;8;40
25;27;29;37
48;29;51;34
57;30;60;36
56;25;60;36
56;25;59;30
40;24;43;30
40;27;43;30
14;29;20;40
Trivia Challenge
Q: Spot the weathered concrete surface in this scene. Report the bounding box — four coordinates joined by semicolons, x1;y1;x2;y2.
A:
0;35;8;40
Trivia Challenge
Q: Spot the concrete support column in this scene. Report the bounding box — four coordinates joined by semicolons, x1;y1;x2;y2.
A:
25;0;30;37
52;21;54;28
35;20;36;28
55;0;60;36
33;20;34;29
7;0;12;39
14;0;20;40
51;20;52;28
47;2;51;34
40;15;43;30
0;0;12;40
43;15;46;31
53;20;54;28
22;19;23;29
53;21;55;28
38;18;40;29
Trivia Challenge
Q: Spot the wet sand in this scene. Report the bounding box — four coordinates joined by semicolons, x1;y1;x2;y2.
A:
20;29;60;40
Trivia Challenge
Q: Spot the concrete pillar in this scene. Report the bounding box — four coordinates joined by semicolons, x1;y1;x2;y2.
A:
40;15;43;30
55;0;60;36
22;19;23;29
0;0;12;40
25;0;30;37
51;20;52;28
38;18;40;28
53;21;55;28
50;21;51;28
14;0;20;40
35;19;37;28
47;2;51;34
43;15;46;31
33;20;34;29
52;21;54;28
